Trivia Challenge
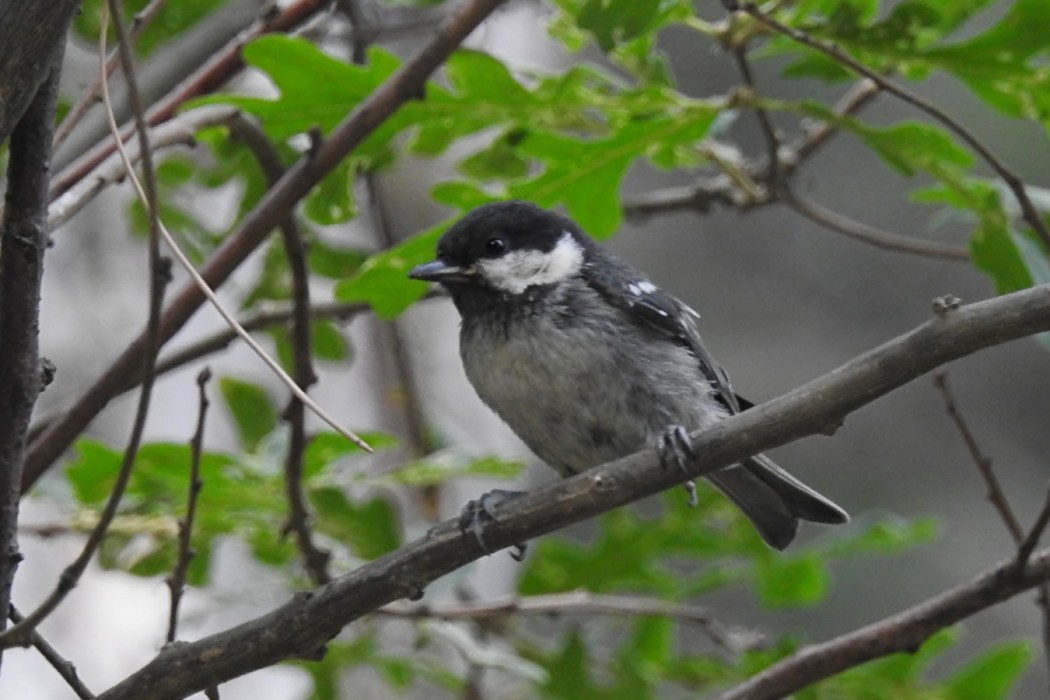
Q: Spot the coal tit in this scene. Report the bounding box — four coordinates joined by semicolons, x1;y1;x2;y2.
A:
409;200;847;550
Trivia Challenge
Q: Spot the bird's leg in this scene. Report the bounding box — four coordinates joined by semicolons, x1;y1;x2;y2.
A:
458;489;528;560
657;425;699;508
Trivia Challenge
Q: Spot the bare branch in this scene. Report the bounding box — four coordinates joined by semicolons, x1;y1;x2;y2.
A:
0;0;172;650
787;79;880;166
379;592;753;654
226;114;333;584
727;46;780;183
0;0;172;652
1019;485;1050;569
24;0;509;490
167;369;212;643
0;41;65;658
8;606;95;699
934;372;1050;686
783;190;970;261
933;373;1025;539
94;283;1050;699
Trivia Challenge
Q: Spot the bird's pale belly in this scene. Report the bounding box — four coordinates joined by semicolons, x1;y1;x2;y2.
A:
461;317;712;477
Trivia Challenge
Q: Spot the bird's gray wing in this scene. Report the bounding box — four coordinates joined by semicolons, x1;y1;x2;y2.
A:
580;249;740;413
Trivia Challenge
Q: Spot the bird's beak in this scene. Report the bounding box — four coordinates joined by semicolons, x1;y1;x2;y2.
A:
408;259;476;283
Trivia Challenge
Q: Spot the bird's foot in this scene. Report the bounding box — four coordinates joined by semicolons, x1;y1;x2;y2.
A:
458;489;528;561
657;425;698;507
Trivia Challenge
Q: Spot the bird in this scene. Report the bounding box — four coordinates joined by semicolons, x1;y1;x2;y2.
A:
408;200;848;551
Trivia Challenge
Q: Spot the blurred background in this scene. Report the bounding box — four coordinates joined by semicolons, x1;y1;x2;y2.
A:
5;0;1049;697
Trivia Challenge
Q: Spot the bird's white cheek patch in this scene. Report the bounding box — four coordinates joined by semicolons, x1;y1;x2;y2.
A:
479;232;583;294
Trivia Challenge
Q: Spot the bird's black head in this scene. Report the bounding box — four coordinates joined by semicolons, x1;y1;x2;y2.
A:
409;201;593;299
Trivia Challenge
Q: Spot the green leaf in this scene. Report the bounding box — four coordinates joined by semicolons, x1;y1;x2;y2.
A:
307;239;368;279
364;455;523;487
310;487;401;559
303;431;397;479
946;642;1032;700
853;120;973;177
242;240;290;309
304;161;357;225
334;221;450;318
825;517;938;556
971;221;1033;295
753;552;828;608
542;631;595;699
218;377;277;451
509;108;718;237
67;439;123;506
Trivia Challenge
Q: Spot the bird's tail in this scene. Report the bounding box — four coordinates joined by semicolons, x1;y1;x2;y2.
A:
705;454;848;550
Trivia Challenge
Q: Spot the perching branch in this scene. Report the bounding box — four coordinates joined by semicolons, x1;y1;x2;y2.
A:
95;283;1050;699
23;0;512;491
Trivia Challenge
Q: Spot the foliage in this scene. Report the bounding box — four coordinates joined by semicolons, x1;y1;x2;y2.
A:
46;0;1049;697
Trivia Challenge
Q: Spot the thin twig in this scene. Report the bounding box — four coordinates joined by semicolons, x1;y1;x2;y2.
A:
728;47;780;183
933;372;1050;687
784;190;970;261
379;592;752;654
167;368;212;642
8;606;95;699
226;114;332;584
51;0;171;150
788;79;880;166
0;0;172;651
734;1;1050;250
1018;485;1050;569
933;374;1025;538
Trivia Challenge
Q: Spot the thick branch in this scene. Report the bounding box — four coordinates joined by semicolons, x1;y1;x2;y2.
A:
23;0;510;491
97;283;1050;699
0;1;80;145
0;44;64;654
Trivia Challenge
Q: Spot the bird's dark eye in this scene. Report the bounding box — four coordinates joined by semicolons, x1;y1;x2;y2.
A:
484;237;507;256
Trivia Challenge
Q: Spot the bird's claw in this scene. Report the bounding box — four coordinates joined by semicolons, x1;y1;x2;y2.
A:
657;425;698;507
458;489;528;560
